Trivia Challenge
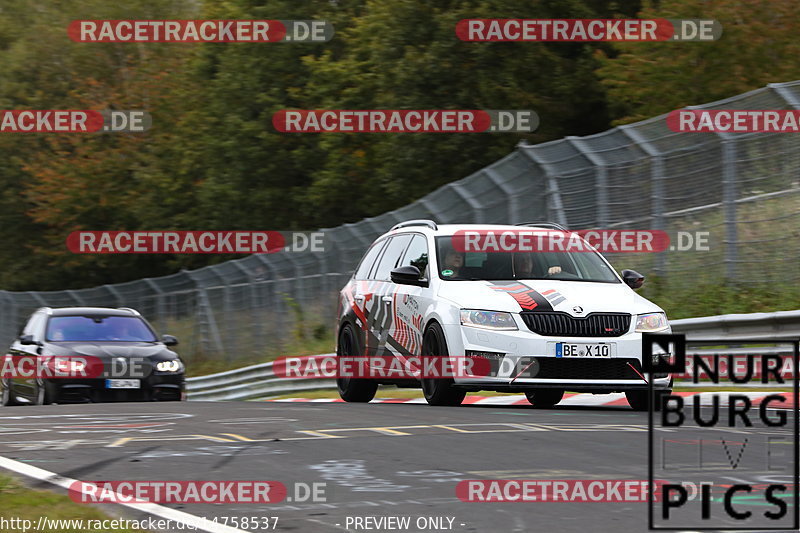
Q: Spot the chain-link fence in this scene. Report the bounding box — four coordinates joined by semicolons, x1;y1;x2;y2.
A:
2;80;799;365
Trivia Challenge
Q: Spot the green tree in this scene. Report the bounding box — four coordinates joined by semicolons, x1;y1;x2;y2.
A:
0;0;199;289
301;0;625;226
597;0;800;124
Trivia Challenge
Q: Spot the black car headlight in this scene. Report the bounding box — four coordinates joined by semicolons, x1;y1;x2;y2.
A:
460;309;518;331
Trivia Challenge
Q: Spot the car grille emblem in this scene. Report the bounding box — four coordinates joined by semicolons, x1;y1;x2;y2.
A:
572;306;583;314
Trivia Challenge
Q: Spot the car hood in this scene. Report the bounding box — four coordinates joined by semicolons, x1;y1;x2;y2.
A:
45;341;178;361
437;279;664;316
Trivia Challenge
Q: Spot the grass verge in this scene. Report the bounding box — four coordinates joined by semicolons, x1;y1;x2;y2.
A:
0;473;142;532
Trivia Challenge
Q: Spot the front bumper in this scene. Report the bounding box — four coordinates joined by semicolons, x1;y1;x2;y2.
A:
443;321;672;392
45;374;185;403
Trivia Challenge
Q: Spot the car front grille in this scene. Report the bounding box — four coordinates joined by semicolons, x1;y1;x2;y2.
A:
520;312;631;337
517;357;642;380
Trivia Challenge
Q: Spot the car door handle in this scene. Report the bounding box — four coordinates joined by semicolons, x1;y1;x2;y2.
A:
354;295;365;303
382;296;393;304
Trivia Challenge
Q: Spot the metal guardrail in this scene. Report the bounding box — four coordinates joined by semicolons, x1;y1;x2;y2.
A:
186;311;800;400
186;354;336;401
669;311;800;388
670;310;800;341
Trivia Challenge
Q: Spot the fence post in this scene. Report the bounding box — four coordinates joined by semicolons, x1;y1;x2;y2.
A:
721;139;739;281
449;182;484;223
196;288;225;361
518;143;568;226
483;167;519;222
651;155;666;257
618;125;666;276
567;137;608;227
0;291;18;347
140;279;164;331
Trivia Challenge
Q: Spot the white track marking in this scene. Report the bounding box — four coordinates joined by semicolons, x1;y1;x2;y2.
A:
0;455;247;533
558;392;627;406
472;395;526;405
265;391;794;408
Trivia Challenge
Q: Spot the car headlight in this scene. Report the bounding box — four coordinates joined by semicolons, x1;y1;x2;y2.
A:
460;310;518;331
156;360;183;373
635;312;669;332
52;358;85;373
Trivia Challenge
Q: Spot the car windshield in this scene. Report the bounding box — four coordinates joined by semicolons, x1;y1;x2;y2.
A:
45;315;157;342
435;236;620;283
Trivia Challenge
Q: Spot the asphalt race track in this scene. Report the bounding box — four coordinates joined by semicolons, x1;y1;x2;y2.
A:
0;400;796;533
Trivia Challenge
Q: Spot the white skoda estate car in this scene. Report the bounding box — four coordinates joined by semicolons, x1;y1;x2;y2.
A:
335;220;672;409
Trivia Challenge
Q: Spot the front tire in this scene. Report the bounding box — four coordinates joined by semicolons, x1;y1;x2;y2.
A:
336;324;377;403
421;322;465;406
33;379;52;406
1;379;19;406
525;389;564;408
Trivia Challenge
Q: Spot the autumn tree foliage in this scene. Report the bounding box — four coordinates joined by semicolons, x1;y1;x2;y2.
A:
0;0;795;289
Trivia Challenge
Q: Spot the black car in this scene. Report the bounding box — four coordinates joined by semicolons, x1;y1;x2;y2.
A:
1;307;185;405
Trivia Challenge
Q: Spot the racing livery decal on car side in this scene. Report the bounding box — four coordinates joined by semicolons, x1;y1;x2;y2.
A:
392;294;423;355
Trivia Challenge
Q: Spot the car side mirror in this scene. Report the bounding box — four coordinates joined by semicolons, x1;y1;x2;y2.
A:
621;269;645;290
390;265;428;287
162;334;179;346
19;334;39;346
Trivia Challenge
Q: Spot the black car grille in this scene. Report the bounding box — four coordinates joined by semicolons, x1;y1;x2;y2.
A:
518;357;642;380
520;312;631;337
